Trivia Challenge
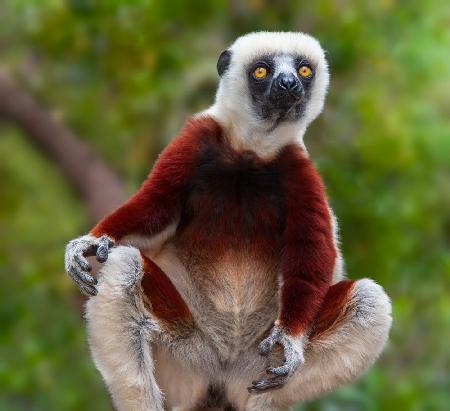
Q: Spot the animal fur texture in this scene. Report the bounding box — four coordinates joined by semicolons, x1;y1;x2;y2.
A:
65;31;392;411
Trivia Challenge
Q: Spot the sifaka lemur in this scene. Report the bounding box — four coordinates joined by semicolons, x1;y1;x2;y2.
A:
65;32;392;411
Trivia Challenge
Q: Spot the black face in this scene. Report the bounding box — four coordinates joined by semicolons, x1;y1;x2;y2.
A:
246;54;315;126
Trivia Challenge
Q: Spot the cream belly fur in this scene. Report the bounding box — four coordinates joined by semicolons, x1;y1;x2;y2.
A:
150;243;280;362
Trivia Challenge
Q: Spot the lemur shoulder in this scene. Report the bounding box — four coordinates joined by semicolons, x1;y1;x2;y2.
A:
65;32;391;411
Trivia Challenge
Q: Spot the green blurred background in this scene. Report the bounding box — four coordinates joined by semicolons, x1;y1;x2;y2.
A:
1;1;449;410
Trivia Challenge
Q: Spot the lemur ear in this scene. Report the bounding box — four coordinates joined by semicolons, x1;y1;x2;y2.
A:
217;50;232;77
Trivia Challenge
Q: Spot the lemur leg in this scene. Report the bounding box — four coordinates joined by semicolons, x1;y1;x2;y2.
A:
85;245;212;411
85;246;166;411
245;278;392;410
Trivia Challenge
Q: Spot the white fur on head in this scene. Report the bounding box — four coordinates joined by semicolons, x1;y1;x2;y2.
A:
205;31;330;158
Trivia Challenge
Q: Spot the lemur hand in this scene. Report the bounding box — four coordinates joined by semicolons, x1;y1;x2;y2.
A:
64;234;114;296
248;326;306;393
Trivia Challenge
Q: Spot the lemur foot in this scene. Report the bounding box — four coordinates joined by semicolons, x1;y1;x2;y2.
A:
248;326;305;393
64;234;114;296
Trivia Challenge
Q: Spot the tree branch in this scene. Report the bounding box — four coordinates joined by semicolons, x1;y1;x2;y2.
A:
0;68;126;223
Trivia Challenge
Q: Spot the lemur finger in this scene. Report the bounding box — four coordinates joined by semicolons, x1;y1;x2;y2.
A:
80;283;98;297
96;236;112;263
71;266;97;286
267;364;290;377
96;244;108;263
269;326;282;339
258;327;282;356
105;236;114;248
258;337;274;356
74;254;92;272
247;376;286;393
266;358;293;377
267;340;303;376
96;247;108;263
72;276;98;296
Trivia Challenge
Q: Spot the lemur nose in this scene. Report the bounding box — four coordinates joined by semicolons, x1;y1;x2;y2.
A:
278;74;299;91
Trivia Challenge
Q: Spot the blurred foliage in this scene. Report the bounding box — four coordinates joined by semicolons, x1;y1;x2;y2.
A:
0;0;449;410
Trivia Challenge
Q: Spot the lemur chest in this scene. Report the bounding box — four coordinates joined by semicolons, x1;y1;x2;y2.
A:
173;146;284;336
177;147;286;253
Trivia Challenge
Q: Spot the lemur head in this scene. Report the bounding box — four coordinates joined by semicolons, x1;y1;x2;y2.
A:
209;32;329;154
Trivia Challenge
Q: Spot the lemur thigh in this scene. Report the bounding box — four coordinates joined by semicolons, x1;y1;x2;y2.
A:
85;246;164;411
247;279;392;410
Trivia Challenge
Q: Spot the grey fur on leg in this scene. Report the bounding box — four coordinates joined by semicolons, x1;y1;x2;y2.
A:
85;246;164;411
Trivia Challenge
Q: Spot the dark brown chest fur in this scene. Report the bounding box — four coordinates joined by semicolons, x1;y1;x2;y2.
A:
176;141;286;256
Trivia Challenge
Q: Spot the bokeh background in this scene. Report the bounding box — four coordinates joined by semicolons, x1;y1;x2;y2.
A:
1;1;449;410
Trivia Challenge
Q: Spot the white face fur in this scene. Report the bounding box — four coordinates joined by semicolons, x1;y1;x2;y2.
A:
205;31;330;158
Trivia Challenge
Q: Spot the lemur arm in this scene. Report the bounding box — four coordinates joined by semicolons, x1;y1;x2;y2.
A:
90;147;186;244
65;117;219;296
89;117;216;243
250;146;337;391
277;147;336;336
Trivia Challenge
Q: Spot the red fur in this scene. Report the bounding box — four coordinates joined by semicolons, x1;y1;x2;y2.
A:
278;145;336;335
310;280;355;339
89;115;336;335
141;256;191;322
90;116;222;240
175;141;284;261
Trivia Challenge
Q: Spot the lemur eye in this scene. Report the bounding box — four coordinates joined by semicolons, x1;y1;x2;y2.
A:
253;67;267;79
298;65;312;78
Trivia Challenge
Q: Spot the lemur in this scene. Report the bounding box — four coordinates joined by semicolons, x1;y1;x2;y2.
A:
65;32;392;411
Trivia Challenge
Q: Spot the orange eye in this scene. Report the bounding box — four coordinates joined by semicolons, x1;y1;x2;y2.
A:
253;67;267;79
298;65;312;78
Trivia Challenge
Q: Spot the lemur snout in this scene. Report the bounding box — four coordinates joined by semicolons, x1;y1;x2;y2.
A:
271;72;304;107
278;73;300;94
